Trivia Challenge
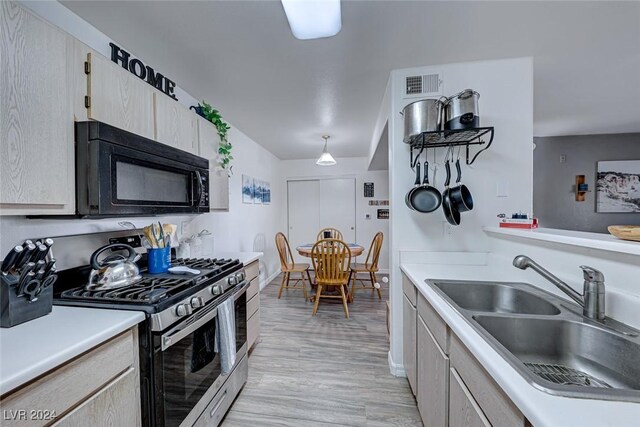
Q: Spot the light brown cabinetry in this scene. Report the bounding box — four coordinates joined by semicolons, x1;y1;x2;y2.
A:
449;368;491;427
86;52;155;140
0;1;75;215
417;316;450;427
154;93;198;154
0;328;140;427
403;294;417;395
245;260;260;349
197;117;230;211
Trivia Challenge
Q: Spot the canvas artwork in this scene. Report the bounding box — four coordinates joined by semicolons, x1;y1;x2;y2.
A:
263;182;271;205
242;175;253;204
596;160;640;213
253;179;263;204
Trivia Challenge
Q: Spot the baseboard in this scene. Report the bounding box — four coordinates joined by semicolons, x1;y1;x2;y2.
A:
388;351;406;377
260;268;281;290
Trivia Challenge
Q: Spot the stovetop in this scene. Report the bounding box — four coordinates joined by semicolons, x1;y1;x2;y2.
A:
54;257;242;314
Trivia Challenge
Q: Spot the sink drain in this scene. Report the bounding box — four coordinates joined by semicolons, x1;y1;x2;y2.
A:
524;362;612;388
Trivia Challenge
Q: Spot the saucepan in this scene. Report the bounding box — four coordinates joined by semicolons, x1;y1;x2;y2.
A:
449;159;474;212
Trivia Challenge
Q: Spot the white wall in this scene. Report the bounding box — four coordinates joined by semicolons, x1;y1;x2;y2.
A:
281;157;390;270
0;1;284;284
387;57;534;368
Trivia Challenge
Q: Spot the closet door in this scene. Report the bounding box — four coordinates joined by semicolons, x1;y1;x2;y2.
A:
287;180;320;263
319;178;356;243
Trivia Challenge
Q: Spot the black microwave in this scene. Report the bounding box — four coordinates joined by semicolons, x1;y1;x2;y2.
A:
75;121;210;217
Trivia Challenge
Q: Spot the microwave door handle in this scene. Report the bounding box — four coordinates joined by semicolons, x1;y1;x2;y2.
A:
193;171;203;207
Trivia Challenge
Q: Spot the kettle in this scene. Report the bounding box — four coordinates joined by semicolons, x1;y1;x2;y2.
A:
87;244;142;290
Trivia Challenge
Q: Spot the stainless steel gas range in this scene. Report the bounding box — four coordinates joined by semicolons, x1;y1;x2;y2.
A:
54;256;249;426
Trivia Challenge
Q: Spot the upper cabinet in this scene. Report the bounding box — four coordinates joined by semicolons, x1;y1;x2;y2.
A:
197;117;230;211
0;1;75;215
154;93;198;154
86;52;155;140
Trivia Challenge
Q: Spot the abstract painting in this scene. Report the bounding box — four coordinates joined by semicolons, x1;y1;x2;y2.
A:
596;160;640;213
242;175;253;204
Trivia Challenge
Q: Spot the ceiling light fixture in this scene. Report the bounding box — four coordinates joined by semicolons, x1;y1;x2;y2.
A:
316;135;337;166
281;0;342;40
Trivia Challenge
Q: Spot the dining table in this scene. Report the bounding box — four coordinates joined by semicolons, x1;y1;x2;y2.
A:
295;243;365;303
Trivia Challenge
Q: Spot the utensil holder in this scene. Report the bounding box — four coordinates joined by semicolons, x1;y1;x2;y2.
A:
0;275;53;328
148;247;171;274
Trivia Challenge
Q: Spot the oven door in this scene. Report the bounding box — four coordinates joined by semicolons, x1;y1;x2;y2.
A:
80;139;209;217
152;282;248;426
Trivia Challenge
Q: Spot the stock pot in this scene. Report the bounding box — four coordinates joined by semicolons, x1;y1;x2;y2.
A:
401;98;445;143
444;89;480;130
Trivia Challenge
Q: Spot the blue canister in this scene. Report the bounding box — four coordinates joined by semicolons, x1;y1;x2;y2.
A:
148;247;171;274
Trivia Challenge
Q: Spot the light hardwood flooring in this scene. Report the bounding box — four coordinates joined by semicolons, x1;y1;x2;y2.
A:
221;274;423;427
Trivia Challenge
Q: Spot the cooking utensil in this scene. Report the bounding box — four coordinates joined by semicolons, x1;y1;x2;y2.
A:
409;160;442;213
1;246;24;274
442;160;461;226
87;243;142;290
15;243;36;270
405;161;422;210
450;159;474;212
30;244;48;263
401;98;446;143
444;89;480;130
158;221;165;248
608;226;640;242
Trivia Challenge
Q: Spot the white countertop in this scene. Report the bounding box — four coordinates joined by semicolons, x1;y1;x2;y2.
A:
0;306;144;395
211;251;263;266
400;263;640;427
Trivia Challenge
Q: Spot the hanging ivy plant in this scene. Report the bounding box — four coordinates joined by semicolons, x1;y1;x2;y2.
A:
197;101;233;174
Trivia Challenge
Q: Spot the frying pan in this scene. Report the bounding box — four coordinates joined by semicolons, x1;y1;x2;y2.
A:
405;161;422;210
450;159;474;212
409;160;442;213
442;160;461;226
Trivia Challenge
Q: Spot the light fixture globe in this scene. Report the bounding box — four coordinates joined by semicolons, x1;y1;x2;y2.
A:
316;135;337;166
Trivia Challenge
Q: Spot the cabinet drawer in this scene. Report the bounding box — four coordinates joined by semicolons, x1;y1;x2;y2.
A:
450;334;525;427
1;330;135;427
402;274;417;306
417;292;449;354
247;292;260;319
449;368;491;427
247;277;259;302
53;367;140;427
247;309;260;349
417;316;449;427
402;295;417;395
245;261;259;283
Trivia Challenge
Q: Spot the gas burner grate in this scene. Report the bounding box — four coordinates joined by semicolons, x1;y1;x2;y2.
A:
524;362;612;389
61;277;194;303
173;257;239;271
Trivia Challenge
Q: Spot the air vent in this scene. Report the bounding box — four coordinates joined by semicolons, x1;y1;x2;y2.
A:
403;72;443;98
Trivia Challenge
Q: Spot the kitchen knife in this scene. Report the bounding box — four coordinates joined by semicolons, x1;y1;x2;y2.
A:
22;240;34;248
43;259;56;276
34;260;46;277
15;243;36;270
1;245;24;274
31;244;48;263
17;270;36;295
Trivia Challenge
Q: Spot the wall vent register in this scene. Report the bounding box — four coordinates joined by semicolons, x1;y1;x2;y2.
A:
404;73;443;98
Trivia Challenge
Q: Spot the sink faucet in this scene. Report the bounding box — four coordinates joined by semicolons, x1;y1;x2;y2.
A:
512;255;605;321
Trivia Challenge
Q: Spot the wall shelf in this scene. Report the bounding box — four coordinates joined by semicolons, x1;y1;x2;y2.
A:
408;127;494;166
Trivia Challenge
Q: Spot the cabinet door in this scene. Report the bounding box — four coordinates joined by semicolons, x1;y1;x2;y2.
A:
0;1;75;214
53;367;141;427
86;52;155;139
417;316;449;427
197;117;229;210
449;368;491;427
403;294;417;395
248;308;260;349
154;93;198;154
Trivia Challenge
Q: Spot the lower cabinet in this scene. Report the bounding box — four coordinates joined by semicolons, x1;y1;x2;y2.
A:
245;260;260;350
449;368;491;427
403;294;417;395
417;316;449;427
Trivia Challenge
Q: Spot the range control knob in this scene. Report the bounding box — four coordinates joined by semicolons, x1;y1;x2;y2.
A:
210;284;223;295
175;303;192;317
190;296;204;309
228;276;237;286
236;272;245;282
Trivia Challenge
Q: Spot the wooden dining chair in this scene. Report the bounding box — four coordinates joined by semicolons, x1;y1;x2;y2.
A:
275;232;312;300
311;239;352;318
349;232;384;300
316;227;343;241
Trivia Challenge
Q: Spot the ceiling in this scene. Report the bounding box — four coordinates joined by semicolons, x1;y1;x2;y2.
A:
61;1;640;160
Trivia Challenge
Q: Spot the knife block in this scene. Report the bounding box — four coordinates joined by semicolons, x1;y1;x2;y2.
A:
0;274;53;328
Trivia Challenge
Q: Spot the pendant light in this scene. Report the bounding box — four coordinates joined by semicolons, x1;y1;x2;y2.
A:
316;135;337;166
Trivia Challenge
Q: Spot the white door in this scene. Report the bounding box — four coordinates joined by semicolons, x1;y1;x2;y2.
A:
287;180;320;263
319;178;356;243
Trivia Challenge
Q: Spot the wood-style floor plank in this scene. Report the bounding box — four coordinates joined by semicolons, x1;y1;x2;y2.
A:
221;274;423;427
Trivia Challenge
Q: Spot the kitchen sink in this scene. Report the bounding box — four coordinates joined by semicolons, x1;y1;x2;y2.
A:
425;279;640;402
432;280;560;315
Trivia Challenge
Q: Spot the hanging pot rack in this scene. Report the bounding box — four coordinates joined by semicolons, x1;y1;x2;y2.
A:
409;127;494;167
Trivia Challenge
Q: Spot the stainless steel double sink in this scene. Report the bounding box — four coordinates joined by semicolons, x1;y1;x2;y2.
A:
426;279;640;402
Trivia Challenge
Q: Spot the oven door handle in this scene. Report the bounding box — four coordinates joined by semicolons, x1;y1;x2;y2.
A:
161;305;218;351
234;280;250;300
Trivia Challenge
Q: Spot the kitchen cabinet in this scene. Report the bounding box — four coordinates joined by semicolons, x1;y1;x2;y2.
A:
402;294;417;395
417;315;449;427
449;368;491;427
85;52;155;140
245;260;261;349
197;116;230;211
0;1;75;215
0;328;140;427
154;93;198;154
